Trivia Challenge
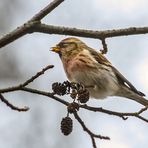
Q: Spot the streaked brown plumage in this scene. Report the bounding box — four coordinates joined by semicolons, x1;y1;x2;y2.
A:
51;37;148;106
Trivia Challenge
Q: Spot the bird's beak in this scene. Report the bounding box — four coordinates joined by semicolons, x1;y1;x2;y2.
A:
50;46;60;53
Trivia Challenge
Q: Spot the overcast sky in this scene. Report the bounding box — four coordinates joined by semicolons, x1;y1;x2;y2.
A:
0;0;148;148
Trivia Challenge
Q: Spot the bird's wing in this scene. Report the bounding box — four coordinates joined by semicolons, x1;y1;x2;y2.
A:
88;48;145;96
88;48;111;66
111;66;145;96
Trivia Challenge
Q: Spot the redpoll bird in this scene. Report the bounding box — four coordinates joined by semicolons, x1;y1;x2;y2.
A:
51;37;148;106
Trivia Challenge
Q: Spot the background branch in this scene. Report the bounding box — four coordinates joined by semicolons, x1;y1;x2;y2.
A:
0;65;54;93
0;64;147;148
34;23;148;39
73;112;110;148
80;104;148;122
1;10;148;48
0;94;29;112
0;0;64;48
0;21;38;48
20;65;54;87
100;38;108;54
30;0;64;21
0;64;147;123
0;84;147;123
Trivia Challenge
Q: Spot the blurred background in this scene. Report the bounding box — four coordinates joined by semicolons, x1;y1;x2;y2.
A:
0;0;148;148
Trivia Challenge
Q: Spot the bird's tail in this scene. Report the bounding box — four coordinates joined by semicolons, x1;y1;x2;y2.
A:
116;86;148;106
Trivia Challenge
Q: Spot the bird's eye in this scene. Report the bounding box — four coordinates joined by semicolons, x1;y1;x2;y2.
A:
58;42;69;48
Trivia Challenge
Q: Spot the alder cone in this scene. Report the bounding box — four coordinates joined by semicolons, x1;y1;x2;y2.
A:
78;89;89;103
61;117;73;136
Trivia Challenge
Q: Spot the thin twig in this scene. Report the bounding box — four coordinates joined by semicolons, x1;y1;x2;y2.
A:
80;104;148;122
0;21;39;48
100;38;108;54
0;86;69;110
21;87;69;106
0;0;64;48
91;137;97;148
0;65;54;93
73;112;110;148
0;94;29;112
30;0;64;21
20;65;54;87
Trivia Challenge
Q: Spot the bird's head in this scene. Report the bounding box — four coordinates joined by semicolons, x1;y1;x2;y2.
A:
51;37;86;60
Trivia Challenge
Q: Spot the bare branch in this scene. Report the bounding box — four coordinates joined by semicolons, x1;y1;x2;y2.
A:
34;23;148;39
0;0;64;48
1;23;148;49
0;65;54;93
0;94;29;112
73;112;110;148
21;87;69;106
100;38;108;54
0;86;69;108
0;0;148;51
20;65;54;87
0;73;148;148
30;0;64;21
0;21;39;48
80;104;148;123
0;74;148;123
0;79;148;123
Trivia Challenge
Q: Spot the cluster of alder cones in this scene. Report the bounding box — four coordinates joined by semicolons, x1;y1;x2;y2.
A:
52;81;90;136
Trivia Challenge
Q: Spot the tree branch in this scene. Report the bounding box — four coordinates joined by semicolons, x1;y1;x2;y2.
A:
80;104;148;123
0;0;64;48
73;112;110;148
1;0;148;49
100;38;108;54
0;64;54;93
1;84;148;123
20;65;54;87
21;87;69;106
0;21;39;48
0;93;29;112
0;65;147;148
34;23;148;39
2;22;148;49
30;0;64;21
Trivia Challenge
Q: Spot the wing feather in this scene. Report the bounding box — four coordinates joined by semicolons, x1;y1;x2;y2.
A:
88;48;145;97
111;66;145;96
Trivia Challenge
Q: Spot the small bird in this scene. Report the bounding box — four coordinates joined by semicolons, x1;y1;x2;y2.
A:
51;37;148;106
